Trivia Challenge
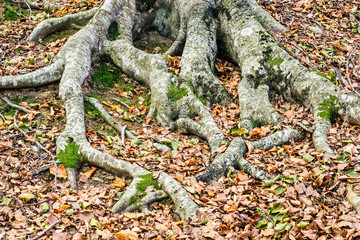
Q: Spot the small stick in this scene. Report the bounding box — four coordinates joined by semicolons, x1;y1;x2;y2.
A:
16;198;29;227
111;98;130;109
29;220;60;240
22;0;32;17
121;125;126;146
30;161;60;175
1;97;31;113
346;47;360;97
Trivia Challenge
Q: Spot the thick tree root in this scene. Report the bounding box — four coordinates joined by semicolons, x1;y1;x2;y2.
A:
346;185;360;214
4;0;360;218
178;0;232;105
29;7;98;42
196;127;300;183
7;0;64;10
0;60;64;89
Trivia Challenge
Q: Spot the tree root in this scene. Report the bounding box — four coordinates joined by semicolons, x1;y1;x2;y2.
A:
4;0;360;218
346;185;360;214
1;97;31;113
7;0;64;10
0;60;64;89
196;127;299;183
85;97;135;139
29;7;98;42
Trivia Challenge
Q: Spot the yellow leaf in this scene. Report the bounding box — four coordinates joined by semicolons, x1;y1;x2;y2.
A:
50;165;68;179
112;176;126;188
114;230;138;240
54;205;71;213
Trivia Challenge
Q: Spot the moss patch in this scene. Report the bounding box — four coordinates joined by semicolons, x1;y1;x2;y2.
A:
90;63;123;89
167;85;188;101
268;57;284;68
106;21;119;41
130;173;161;205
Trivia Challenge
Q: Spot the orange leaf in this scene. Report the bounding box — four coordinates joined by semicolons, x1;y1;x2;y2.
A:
84;167;97;179
114;230;138;240
189;158;197;165
50;165;68;179
54;205;71;213
112;176;126;188
249;127;262;137
226;204;237;213
129;106;136;113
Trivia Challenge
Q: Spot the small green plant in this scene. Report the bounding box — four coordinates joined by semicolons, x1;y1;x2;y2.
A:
57;139;81;168
317;95;339;123
167;85;188;101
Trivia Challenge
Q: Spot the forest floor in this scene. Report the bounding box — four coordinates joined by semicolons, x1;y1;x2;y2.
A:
0;0;360;239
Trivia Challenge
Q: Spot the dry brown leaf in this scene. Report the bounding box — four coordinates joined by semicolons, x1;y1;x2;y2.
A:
226;204;237;213
50;165;68;179
114;230;138;240
249;127;262;137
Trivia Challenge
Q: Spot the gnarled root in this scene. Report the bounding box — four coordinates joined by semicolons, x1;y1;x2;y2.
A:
196;127;300;183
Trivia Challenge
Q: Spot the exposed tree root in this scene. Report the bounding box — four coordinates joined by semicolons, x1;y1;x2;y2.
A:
0;60;64;89
346;185;360;214
29;7;98;42
3;0;360;218
85;97;135;139
196;127;300;183
7;0;64;10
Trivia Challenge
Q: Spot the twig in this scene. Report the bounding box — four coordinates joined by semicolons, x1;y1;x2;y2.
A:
333;68;350;131
29;220;60;240
121;125;126;146
1;97;31;113
30;161;60;175
22;0;32;17
111;98;130;109
13;111;58;188
346;47;360;97
16;198;29;227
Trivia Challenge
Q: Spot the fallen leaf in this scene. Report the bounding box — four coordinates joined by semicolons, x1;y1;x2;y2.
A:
114;230;138;240
50;165;68;179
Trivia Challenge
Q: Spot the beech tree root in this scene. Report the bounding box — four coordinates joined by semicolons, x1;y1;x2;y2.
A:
3;0;360;217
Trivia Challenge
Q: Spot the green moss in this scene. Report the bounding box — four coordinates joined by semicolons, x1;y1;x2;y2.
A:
90;63;123;89
106;21;119;41
167;85;188;101
84;101;100;119
197;95;208;106
268;57;284;68
317;95;340;123
58;139;81;168
4;10;19;21
186;82;195;93
136;173;161;192
43;29;78;44
129;173;161;205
